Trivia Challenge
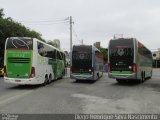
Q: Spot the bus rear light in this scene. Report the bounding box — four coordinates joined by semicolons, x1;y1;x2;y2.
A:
91;67;94;72
4;66;8;77
89;68;92;74
108;63;111;72
132;64;137;73
30;67;35;78
89;67;94;74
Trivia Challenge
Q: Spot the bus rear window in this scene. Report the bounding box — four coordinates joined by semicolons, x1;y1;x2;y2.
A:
6;38;33;50
72;45;92;70
73;52;92;60
109;39;133;58
72;46;92;60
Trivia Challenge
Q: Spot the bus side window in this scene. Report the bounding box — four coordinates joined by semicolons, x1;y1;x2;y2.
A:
37;42;46;56
60;52;63;60
57;51;60;60
52;49;57;60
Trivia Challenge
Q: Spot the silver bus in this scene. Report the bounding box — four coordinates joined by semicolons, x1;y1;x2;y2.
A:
70;45;104;81
108;38;153;83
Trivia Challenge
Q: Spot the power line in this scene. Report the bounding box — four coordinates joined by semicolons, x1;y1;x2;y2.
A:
72;27;83;45
19;18;68;23
22;21;68;26
18;18;69;26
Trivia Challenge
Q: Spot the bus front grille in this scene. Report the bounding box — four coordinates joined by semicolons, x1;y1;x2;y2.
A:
8;57;30;63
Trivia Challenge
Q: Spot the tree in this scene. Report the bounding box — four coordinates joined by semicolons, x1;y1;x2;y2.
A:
0;9;4;18
0;8;45;70
0;8;45;51
47;39;61;49
99;47;108;63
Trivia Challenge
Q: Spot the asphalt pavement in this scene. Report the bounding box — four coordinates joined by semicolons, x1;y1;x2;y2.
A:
0;69;160;114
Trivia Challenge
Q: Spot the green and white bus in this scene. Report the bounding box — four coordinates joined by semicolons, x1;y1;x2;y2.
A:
70;45;104;81
4;37;66;85
108;38;153;83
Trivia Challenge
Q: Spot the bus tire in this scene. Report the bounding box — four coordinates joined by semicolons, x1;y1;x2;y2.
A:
97;73;99;79
116;79;123;83
43;76;48;86
140;72;144;83
48;74;52;84
76;79;80;82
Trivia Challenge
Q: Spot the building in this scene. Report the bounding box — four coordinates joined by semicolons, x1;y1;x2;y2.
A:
94;42;100;49
64;51;70;67
152;48;160;68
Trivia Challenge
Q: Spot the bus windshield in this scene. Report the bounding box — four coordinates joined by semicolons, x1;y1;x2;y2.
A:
72;45;92;72
6;38;33;50
109;39;134;71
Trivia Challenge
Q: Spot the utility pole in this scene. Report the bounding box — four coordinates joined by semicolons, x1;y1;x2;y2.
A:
70;16;73;67
81;39;83;45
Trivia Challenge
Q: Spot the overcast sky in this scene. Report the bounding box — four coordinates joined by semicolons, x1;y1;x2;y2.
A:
1;0;160;51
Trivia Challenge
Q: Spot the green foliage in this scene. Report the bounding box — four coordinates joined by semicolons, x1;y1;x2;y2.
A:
47;40;58;48
0;8;4;18
47;39;60;49
99;47;108;63
0;17;44;49
0;8;45;66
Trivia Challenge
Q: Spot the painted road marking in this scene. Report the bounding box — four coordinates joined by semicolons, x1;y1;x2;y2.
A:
0;90;33;107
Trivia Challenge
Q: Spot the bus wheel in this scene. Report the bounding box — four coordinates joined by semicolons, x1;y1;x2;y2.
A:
116;79;123;83
43;77;48;86
140;72;144;83
97;73;99;79
48;75;52;84
143;72;145;81
76;79;80;82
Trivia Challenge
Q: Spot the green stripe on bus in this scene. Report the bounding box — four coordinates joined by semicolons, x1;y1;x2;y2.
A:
111;71;132;74
74;73;90;75
6;50;32;78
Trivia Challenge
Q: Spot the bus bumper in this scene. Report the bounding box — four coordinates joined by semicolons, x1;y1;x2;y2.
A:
4;77;41;85
108;73;136;79
70;74;94;80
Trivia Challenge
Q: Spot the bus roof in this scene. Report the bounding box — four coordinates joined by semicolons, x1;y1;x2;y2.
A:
110;37;151;52
72;45;102;53
110;38;135;41
7;37;65;53
34;38;64;53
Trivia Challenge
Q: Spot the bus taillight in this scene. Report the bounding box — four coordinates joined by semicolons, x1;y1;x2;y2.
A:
30;67;35;78
4;66;8;77
108;63;111;72
89;67;94;74
132;64;137;73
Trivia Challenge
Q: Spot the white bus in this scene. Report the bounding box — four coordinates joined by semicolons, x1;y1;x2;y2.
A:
108;38;153;83
70;45;104;81
4;37;66;85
